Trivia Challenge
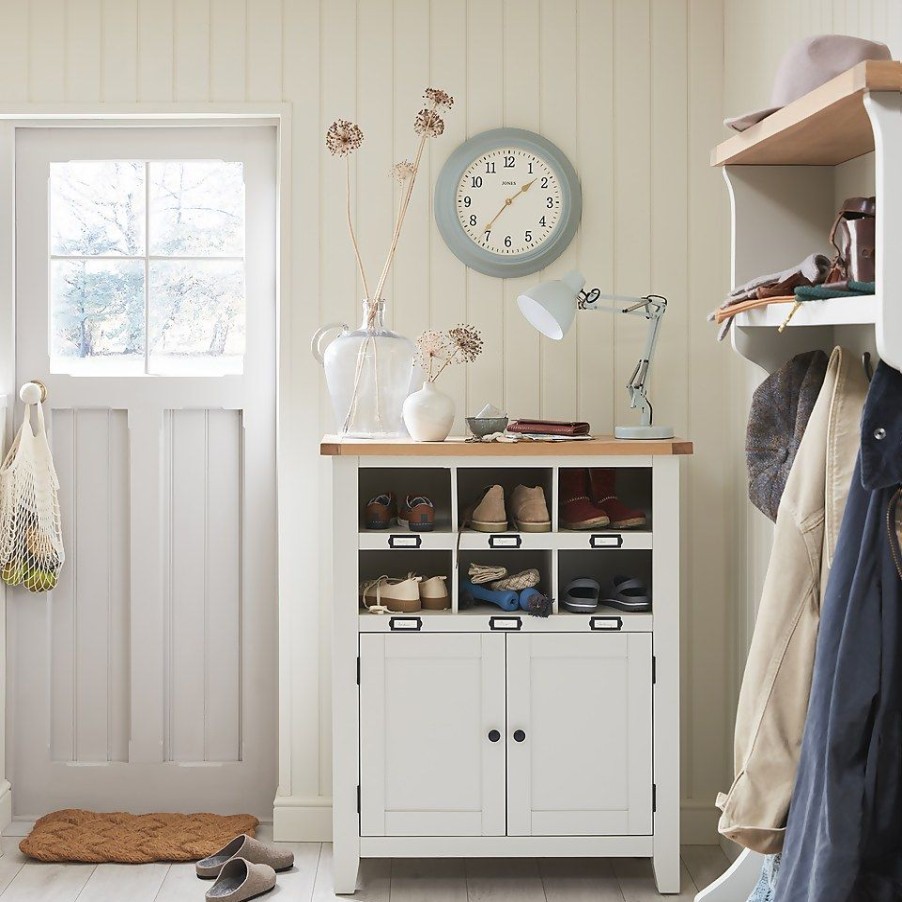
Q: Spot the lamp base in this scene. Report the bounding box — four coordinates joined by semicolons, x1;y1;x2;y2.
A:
614;424;675;440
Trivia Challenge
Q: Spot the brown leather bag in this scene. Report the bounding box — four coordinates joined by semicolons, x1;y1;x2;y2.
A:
825;196;876;285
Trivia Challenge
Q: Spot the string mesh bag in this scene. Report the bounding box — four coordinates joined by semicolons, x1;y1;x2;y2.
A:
0;398;64;592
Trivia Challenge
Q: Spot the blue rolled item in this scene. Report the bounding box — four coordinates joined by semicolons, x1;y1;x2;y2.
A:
459;578;519;611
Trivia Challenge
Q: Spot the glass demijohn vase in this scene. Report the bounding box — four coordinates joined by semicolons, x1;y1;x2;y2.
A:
312;300;415;439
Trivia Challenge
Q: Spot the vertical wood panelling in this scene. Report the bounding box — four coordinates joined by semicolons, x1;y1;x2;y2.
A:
354;0;394;310
0;2;29;103
204;410;242;762
539;0;579;421
246;0;282;101
612;0;652;427
390;0;430;342
166;410;207;762
173;0;210;102
464;0;504;413
29;0;66;102
210;0;247;102
66;0;102;102
575;0;615;431
501;0;542;421
50;410;77;762
102;0;138;102
137;0;173;102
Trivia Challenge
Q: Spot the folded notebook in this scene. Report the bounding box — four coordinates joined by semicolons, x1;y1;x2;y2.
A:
508;419;591;437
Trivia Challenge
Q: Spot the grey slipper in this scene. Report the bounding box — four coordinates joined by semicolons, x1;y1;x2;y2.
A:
197;834;294;879
603;575;652;612
563;578;600;613
205;859;276;901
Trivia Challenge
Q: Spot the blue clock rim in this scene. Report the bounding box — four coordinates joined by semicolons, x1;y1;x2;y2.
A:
434;128;582;279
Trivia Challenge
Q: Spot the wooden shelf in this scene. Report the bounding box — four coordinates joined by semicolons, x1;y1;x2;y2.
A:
712;60;902;167
734;294;879;329
322;434;693;457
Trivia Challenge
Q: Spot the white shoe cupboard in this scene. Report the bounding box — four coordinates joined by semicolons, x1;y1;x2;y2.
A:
322;435;693;894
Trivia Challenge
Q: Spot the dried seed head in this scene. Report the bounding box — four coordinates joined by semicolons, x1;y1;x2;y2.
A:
448;324;484;363
391;159;417;183
424;87;454;110
326;119;364;157
414;108;445;138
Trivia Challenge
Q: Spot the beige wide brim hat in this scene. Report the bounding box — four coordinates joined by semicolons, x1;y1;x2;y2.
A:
725;34;892;132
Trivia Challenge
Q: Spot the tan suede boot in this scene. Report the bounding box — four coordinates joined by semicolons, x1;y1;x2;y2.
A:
510;485;551;532
470;485;508;532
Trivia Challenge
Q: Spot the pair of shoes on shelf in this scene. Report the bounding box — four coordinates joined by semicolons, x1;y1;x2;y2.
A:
469;484;550;532
560;468;646;530
365;491;436;531
562;576;651;613
459;578;552;617
196;833;294;900
359;573;449;613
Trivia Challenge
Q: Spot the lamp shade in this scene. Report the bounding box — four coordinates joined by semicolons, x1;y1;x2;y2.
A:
516;270;586;340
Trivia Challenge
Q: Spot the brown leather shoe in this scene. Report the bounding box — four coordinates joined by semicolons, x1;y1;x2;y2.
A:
510;485;551;532
559;469;609;530
364;492;397;529
588;468;647;528
398;494;435;532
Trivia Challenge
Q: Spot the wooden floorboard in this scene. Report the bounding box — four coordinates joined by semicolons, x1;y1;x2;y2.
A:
0;838;727;900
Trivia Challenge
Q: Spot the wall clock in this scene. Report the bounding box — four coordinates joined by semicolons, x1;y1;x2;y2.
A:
434;128;582;278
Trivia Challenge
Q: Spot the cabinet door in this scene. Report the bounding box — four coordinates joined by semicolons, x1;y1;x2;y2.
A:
359;633;506;837
506;632;653;836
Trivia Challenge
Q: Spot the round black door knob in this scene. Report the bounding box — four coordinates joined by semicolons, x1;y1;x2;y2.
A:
488;729;501;742
513;729;526;742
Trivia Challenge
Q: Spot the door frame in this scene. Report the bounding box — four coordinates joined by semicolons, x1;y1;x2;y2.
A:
0;104;295;832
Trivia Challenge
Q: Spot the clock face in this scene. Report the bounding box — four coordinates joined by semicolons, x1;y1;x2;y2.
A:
455;149;563;257
435;129;581;279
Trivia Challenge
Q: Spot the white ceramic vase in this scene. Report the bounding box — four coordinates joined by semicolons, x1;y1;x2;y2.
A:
402;382;455;442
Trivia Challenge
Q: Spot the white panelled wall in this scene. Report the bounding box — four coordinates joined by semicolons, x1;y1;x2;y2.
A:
0;0;732;842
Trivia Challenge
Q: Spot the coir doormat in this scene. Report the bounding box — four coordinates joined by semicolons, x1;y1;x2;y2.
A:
20;809;259;863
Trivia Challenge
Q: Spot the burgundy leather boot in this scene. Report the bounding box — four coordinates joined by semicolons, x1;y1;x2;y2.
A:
588;468;647;529
559;468;609;530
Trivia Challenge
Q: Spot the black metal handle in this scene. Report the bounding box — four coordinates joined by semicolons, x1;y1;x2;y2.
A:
388;616;423;631
488;729;501;743
388;534;422;549
489;615;522;631
513;729;526;742
489;533;521;548
590;533;623;548
590;615;624;631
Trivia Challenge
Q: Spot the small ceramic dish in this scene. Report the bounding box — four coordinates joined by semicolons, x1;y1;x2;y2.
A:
466;416;509;437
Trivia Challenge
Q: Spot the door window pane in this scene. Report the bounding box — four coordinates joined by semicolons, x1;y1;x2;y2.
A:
149;260;245;375
49;158;245;376
51;259;145;369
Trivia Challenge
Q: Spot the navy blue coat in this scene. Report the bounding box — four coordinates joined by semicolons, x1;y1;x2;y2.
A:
777;361;902;902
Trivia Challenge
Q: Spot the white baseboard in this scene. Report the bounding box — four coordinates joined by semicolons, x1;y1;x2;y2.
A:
271;795;721;845
272;795;332;842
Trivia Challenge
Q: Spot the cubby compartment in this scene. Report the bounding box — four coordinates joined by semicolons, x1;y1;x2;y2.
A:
557;549;653;616
456;467;553;531
458;549;554;615
557;466;652;532
358;549;453;614
358;467;453;533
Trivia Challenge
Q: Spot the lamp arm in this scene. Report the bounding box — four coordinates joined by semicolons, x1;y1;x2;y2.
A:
579;290;668;427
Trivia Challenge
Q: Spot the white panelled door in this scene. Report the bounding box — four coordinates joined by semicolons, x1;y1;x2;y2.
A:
506;633;653;836
359;633;507;837
9;126;277;817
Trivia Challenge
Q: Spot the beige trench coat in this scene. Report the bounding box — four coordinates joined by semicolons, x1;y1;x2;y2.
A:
716;346;869;854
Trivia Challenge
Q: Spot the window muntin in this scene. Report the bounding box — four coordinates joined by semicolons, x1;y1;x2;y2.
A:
49;159;246;375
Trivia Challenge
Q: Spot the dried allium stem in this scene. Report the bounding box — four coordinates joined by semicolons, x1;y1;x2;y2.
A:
345;158;370;300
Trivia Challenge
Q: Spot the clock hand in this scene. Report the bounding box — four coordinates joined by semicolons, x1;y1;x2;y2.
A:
482;179;539;233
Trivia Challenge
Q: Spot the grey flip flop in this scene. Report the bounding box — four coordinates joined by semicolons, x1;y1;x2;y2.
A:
603;575;651;612
563;577;600;612
205;859;276;901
